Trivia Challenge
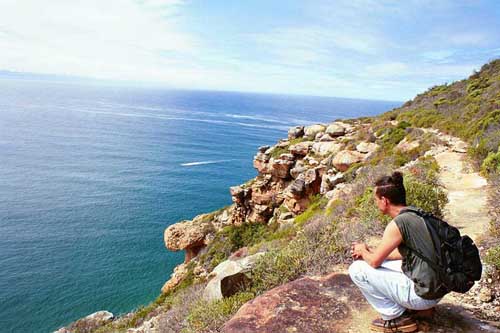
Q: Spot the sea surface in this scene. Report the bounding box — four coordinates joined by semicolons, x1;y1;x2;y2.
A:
0;79;400;332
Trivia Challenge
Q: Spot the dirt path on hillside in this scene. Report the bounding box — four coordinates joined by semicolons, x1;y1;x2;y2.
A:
349;135;499;333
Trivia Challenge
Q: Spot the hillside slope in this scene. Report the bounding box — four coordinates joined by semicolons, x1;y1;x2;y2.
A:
57;59;500;333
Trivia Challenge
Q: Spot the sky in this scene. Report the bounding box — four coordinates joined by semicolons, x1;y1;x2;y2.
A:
1;0;500;100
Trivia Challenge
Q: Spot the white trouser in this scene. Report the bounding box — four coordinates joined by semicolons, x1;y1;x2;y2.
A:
348;260;439;320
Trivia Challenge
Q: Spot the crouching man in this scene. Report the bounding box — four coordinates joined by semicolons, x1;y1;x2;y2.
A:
349;171;442;333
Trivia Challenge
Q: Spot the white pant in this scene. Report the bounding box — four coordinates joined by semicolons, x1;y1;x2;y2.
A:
348;260;439;320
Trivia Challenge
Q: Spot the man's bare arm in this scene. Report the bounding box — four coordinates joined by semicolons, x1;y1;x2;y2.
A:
386;247;403;260
352;220;403;268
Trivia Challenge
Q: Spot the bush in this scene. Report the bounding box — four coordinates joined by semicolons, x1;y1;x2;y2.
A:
183;292;255;333
481;147;500;175
405;175;448;218
485;246;500;271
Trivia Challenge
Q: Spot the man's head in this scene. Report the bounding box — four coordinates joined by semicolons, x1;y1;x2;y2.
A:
374;171;407;215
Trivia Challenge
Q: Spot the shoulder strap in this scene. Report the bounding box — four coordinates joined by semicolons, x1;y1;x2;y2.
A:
397;208;445;273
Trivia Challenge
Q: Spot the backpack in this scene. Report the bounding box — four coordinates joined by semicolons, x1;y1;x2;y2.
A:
400;207;482;294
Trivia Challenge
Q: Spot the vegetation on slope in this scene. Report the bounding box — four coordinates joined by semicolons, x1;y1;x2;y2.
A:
93;59;500;333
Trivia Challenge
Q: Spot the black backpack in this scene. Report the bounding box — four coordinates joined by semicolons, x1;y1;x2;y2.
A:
400;207;482;294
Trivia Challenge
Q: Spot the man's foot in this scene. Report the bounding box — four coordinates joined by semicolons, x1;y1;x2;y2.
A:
370;312;418;332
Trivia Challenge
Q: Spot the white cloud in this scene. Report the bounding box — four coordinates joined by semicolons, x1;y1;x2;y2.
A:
0;0;194;80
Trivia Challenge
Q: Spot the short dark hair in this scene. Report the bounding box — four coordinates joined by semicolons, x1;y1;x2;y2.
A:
375;171;407;206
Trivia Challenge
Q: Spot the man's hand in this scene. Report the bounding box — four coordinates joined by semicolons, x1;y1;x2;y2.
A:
351;242;369;260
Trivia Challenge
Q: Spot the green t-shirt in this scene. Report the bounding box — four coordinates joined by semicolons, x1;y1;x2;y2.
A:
394;207;446;300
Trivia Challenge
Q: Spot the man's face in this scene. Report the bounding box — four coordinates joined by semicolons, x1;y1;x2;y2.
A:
374;188;388;215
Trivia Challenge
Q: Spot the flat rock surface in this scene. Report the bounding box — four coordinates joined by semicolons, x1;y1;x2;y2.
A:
223;273;369;333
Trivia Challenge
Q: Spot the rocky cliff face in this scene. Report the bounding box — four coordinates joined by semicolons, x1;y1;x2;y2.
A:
161;120;380;293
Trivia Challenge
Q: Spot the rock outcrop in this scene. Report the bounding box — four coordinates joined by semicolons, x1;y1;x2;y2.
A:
222;273;368;333
54;311;114;333
203;252;265;301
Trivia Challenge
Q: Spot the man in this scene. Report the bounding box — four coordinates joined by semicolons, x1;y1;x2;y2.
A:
349;171;441;333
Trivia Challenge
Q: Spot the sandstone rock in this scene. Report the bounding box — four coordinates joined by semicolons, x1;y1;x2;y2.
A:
314;132;324;141
270;158;294;179
164;217;214;252
453;141;468;153
325;122;346;137
356;141;379;154
258;145;270;153
311;142;344;156
332;150;365;172
289;141;313;156
230;186;251;205
161;263;188;293
319;133;335;142
276;140;290;148
253;154;271;174
204;253;265;301
279;153;295;161
222;273;368;333
264;147;275;155
305;156;319;166
320;171;345;194
54;311;115;333
290;162;308;179
247;204;273;223
288;126;304;140
304;124;326;138
396;137;420;153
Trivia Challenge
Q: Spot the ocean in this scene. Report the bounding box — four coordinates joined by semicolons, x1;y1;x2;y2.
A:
0;79;400;332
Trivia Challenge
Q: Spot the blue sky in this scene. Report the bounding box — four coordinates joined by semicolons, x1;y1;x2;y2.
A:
1;0;499;100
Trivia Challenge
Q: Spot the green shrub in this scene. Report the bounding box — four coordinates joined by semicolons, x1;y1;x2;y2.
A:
481;147;500;175
183;292;255;333
485;246;500;271
294;194;328;226
405;175;448;218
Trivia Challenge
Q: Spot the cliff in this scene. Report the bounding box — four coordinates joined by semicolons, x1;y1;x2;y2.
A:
57;59;500;333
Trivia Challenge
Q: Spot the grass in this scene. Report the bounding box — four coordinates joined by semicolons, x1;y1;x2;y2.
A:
182;292;255;333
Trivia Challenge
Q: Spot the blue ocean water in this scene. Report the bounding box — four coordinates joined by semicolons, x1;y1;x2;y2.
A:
0;79;400;333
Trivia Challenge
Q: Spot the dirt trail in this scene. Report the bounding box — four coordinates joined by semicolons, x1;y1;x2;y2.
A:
349;134;499;333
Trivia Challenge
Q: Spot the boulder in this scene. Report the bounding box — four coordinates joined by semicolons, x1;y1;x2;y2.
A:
247;204;273;223
356;141;379;154
325;122;346;137
54;311;114;333
222;273;368;333
258;145;270;153
164;218;213;252
290;161;308;179
311;142;343;156
288;126;304;140
314;132;324;141
320;171;345;194
396;138;420;153
278;153;295;161
289;141;313;156
319;133;335;142
270;158;294;179
253;153;271;174
453;141;468;153
331;150;365;172
203;253;265;301
304;124;326;138
230;186;251;205
161;263;188;294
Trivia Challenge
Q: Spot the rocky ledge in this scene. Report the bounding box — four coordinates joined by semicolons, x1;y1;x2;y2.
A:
160;121;382;294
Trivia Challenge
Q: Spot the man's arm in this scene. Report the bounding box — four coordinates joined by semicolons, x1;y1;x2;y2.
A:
352;220;403;268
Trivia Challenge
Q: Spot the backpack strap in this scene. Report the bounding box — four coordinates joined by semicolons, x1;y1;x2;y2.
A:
397;208;446;274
